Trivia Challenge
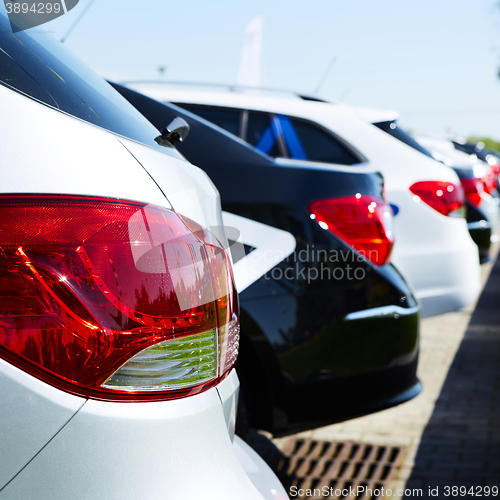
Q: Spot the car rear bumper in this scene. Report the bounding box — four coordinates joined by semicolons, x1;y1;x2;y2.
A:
467;220;492;263
391;194;481;318
238;268;420;435
0;367;280;500
279;356;421;436
393;242;480;318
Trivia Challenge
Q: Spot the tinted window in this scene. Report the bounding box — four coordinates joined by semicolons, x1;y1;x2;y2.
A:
0;12;169;152
375;121;434;159
484;148;500;160
175;104;241;137
246;111;281;157
452;142;478;156
285;117;359;165
453;142;491;162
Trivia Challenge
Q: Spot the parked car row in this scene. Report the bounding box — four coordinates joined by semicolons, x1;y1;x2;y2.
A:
1;8;498;498
364;116;499;263
113;83;422;437
116;81;499;443
123;82;485;317
413;135;499;261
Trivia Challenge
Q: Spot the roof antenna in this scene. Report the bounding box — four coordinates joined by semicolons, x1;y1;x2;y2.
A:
60;0;96;43
158;66;167;79
314;55;337;95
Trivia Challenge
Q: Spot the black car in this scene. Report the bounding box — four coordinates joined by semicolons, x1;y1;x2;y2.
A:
452;140;500;193
113;83;421;436
452;140;490;159
374;121;493;263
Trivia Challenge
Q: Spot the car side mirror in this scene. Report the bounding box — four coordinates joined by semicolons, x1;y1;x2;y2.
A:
155;117;190;147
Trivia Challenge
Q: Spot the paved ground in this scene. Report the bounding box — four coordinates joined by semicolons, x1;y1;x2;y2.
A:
405;250;500;495
270;244;500;498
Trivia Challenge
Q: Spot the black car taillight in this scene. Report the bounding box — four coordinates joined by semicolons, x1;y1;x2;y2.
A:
460;177;483;208
478;170;497;195
0;196;239;401
308;195;394;266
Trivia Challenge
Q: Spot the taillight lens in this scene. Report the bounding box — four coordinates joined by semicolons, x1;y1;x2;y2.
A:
486;155;500;178
491;162;500;178
460;177;483;208
308;195;394;266
479;170;497;195
0;196;239;401
409;181;465;217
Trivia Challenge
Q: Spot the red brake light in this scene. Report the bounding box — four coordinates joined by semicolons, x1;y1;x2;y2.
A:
479;170;496;195
0;196;239;401
409;181;465;217
460;177;483;208
491;162;500;178
308;195;394;266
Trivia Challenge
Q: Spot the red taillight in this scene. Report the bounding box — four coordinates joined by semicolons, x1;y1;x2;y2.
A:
491;162;500;178
479;170;497;195
0;196;239;401
409;181;465;217
308;195;394;266
460;177;483;208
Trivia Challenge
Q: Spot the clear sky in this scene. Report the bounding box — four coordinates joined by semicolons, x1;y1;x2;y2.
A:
10;0;500;139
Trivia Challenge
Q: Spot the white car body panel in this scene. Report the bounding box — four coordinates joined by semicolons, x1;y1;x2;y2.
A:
222;211;296;293
353;106;399;124
0;358;84;489
416;135;484;170
0;369;266;500
0;85;283;498
118;137;228;248
233;436;290;500
0;86;169;210
126;84;481;317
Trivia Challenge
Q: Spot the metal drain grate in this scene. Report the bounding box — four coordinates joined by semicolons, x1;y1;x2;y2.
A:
276;439;407;499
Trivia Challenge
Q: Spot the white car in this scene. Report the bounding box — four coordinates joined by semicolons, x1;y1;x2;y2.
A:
0;15;288;500
124;83;481;317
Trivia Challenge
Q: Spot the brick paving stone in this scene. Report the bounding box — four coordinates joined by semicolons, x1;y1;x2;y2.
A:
403;478;426;489
406;249;500;490
397;467;415;481
429;457;461;466
411;469;455;479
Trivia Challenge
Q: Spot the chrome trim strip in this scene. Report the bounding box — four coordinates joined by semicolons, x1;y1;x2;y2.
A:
467;220;490;231
344;305;420;321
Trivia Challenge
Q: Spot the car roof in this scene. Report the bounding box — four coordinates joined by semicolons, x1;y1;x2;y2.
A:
122;80;328;102
113;83;381;175
123;81;399;124
124;81;332;114
416;135;486;169
354;106;400;124
123;81;458;189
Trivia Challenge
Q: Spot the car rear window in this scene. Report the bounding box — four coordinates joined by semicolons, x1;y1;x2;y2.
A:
0;11;172;152
285;117;360;165
374;121;434;159
174;102;362;165
246;111;282;157
174;104;241;137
